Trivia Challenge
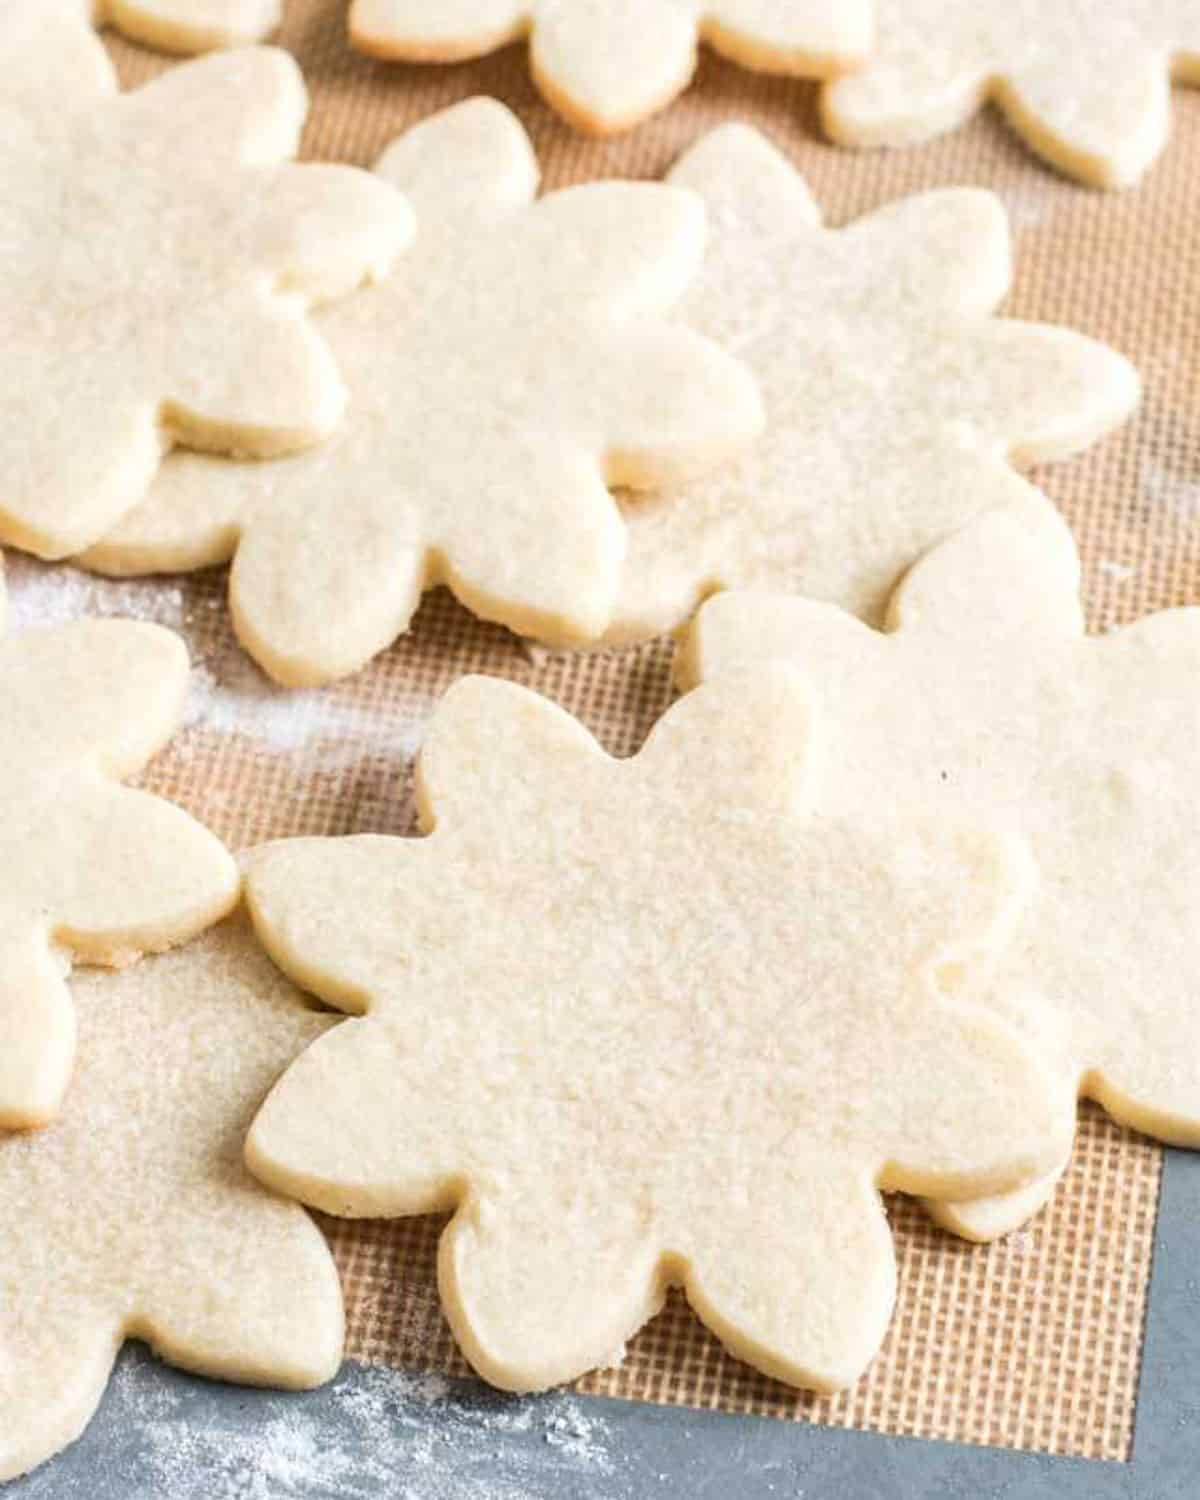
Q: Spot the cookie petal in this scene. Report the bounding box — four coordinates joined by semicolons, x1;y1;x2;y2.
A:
874;1000;1072;1198
969;323;1140;464
0;621;188;777
247;1019;466;1216
247;837;439;1011
0;1;116;117
530;183;707;319
416;676;601;831
597;325;764;491
885;494;1082;642
101;0;281;52
374;96;539;212
638;667;816;818
79;451;254;576
0;930;75;1131
684;1165;894;1392
704;0;872;74
248;163;414;304
530;0;697;134
441;1180;662;1391
0;361;160;560
0;1297;121;1484
668;122;822;236
230;485;425;688
999;49;1170;188
43;780;238;965
350;0;529;61
927;1154;1071;1243
434;443;627;646
137;1189;342;1388
116;46;306;166
823;50;986;150
165;293;347;457
843;189;1011;320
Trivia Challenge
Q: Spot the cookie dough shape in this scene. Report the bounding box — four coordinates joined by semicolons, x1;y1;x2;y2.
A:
682;492;1200;1240
0;565;239;1132
0;913;343;1482
605;125;1139;644
823;0;1200;188
85;99;763;688
243;669;1070;1393
0;9;412;559
93;0;282;52
350;0;872;135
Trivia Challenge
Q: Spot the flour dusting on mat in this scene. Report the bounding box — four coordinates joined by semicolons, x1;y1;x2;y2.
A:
184;656;425;767
34;1354;625;1500
1001;183;1059;233
4;556;184;632
1;556;426;768
1140;455;1200;520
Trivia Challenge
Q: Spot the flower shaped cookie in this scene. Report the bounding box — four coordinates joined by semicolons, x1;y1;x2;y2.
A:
824;0;1200;187
0;8;412;559
86;99;763;687
606;124;1138;643
683;492;1200;1239
92;0;281;52
0;914;342;1482
0;565;238;1131
243;670;1069;1393
350;0;872;134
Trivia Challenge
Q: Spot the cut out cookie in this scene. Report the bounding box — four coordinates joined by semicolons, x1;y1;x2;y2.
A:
823;0;1200;188
0;10;412;559
604;124;1139;644
243;669;1070;1393
349;0;872;134
84;99;763;688
93;0;282;52
681;491;1200;1239
0;564;239;1132
0;913;342;1482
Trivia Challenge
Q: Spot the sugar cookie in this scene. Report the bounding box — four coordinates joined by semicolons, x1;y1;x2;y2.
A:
350;0;872;134
0;10;412;559
0;913;342;1482
0;563;239;1131
605;124;1138;645
681;492;1200;1239
84;99;763;687
242;669;1070;1394
823;0;1200;188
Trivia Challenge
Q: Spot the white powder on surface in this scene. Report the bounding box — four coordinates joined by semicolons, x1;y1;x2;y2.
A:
1140;454;1200;520
1;556;427;769
1000;183;1059;233
1097;561;1135;583
25;1356;627;1500
3;555;185;632
183;656;425;768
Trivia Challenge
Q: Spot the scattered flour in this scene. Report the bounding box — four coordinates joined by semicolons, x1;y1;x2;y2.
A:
183;656;425;768
1001;183;1059;233
3;555;184;632
1140;454;1200;521
1;555;426;769
26;1355;626;1500
1098;560;1135;583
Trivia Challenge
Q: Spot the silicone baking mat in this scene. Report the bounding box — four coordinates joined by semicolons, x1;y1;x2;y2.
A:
37;0;1198;1467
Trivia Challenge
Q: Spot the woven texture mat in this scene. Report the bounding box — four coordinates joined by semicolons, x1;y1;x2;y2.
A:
70;0;1200;1464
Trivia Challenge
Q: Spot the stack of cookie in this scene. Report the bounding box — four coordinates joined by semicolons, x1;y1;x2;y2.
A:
2;0;1197;1483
